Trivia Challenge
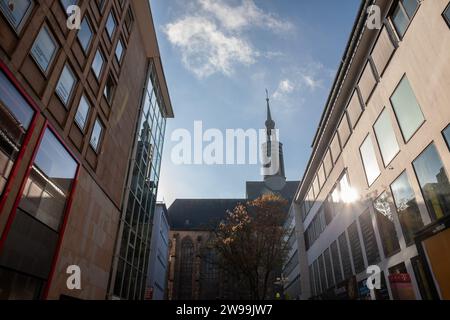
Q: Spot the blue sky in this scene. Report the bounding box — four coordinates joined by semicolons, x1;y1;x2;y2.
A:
151;0;361;206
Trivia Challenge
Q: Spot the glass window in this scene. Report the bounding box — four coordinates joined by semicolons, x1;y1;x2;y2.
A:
30;26;58;74
411;256;435;300
330;240;343;283
309;265;316;296
338;232;353;279
60;0;77;11
77;16;93;53
358;209;380;265
413;144;450;220
391;171;425;245
92;49;104;79
0;266;43;300
373;192;401;257
106;11;116;39
444;4;450;27
318;163;326;189
55;64;76;106
314;259;322;294
0;69;35;196
179;237;194;299
104;75;115;103
115;39;124;63
324;248;334;288
338;114;351;147
347;221;365;274
443;125;450;150
391;3;409;38
358;62;377;103
360;135;381;186
390;76;424;142
0;0;34;33
402;0;419;19
371;27;395;76
90;118;103;152
347;90;363;129
330;133;341;164
75;95;90;131
374;109;400;166
318;254;327;289
19;129;77;230
324;149;333;177
313;175;320;198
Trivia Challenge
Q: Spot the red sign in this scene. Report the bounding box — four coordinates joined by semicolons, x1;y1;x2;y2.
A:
388;273;411;283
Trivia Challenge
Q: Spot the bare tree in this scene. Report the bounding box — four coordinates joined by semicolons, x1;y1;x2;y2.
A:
212;194;291;300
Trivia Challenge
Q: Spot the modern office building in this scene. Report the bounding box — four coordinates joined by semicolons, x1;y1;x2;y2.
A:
0;0;173;300
146;202;170;300
291;0;450;300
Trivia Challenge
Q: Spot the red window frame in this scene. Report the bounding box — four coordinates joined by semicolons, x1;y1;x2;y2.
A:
0;60;39;215
0;62;81;299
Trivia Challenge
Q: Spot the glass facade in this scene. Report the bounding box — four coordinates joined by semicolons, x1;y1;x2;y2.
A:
113;61;167;300
412;143;450;221
0;69;35;196
373;192;401;257
390;171;424;245
0;128;78;299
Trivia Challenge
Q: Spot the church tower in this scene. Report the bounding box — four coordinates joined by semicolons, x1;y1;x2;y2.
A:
262;90;286;191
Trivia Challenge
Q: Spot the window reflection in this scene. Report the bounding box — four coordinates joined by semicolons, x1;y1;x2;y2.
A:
373;192;401;257
360;135;381;186
390;171;424;245
413;144;450;220
0;69;35;196
374;109;399;166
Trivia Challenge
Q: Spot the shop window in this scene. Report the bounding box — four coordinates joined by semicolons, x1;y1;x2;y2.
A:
0;0;34;33
390;76;424;142
358;209;380;265
347;221;365;274
388;262;416;300
390;171;425;245
374;108;400;166
30;25;59;74
412;143;450;221
373;192;401;257
338;232;353;279
0;69;35;197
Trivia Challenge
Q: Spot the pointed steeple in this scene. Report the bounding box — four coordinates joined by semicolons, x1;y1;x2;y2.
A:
265;89;275;133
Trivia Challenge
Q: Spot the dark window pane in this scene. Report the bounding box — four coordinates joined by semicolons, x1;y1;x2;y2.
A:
373;192;401;257
324;248;334;288
0;267;43;300
392;4;409;38
318;254;327;289
391;171;425;245
179;237;194;299
0;209;58;279
358;209;380;265
314;259;321;294
413;144;450;220
402;0;418;19
19;129;77;230
443;125;450;150
347;221;365;274
338;232;353;279
411;256;434;300
77;17;92;52
445;5;450;26
106;11;116;39
331;241;343;283
309;265;316;296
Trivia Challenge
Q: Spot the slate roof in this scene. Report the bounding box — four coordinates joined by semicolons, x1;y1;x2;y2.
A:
168;199;245;230
245;181;300;202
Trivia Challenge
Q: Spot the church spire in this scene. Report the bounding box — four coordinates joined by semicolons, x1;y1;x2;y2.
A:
265;89;275;133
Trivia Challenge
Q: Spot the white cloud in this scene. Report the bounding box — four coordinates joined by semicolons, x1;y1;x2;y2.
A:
198;0;293;32
273;79;295;100
163;0;293;78
164;16;256;78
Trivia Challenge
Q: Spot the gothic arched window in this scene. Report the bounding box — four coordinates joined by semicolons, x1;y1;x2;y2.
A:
178;237;194;299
